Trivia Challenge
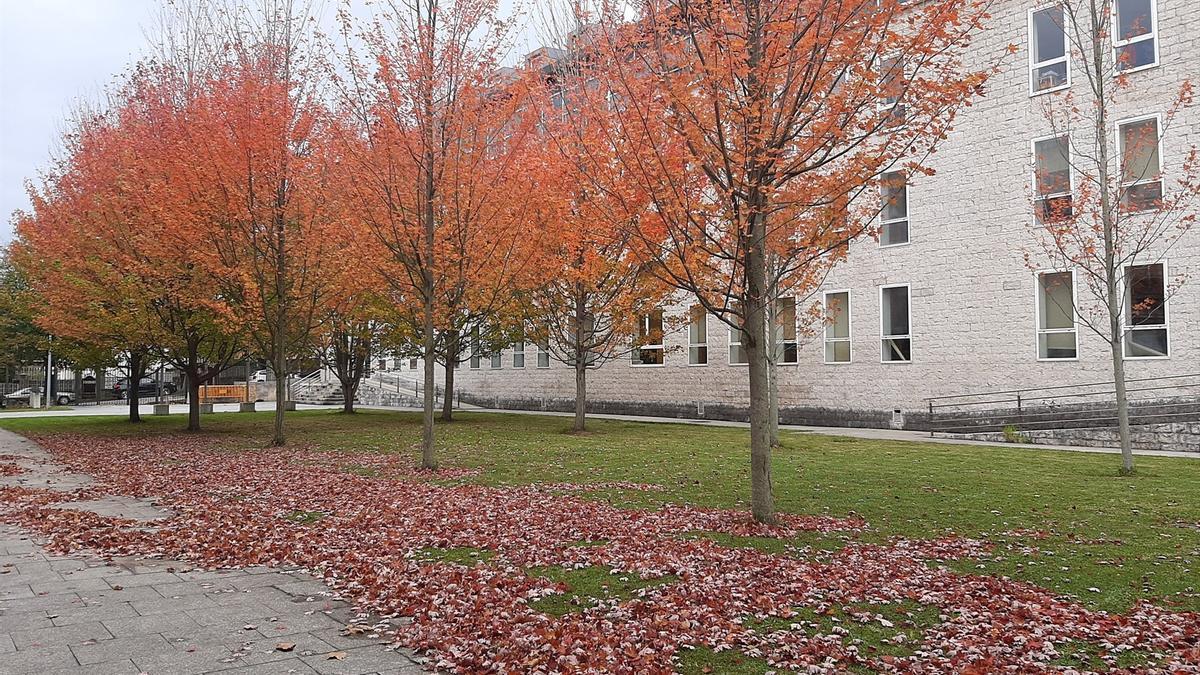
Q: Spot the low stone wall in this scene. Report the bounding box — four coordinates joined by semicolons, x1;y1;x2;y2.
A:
946;421;1200;454
455;392;896;430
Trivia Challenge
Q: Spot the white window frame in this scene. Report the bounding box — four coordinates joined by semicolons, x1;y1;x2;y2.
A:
879;171;910;248
631;310;666;367
879;283;912;364
823;289;852;365
774;297;799;365
490;352;502;369
512;341;525;369
1112;0;1159;74
1031;133;1074;222
876;54;906;124
687;305;708;366
1028;5;1071;96
1116;113;1164;214
536;341;551;368
1122;261;1170;360
728;327;748;366
1034;269;1079;362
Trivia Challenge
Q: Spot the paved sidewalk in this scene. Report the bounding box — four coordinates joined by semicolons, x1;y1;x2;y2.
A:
0;430;424;674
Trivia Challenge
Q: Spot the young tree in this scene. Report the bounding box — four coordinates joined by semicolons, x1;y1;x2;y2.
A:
525;80;671;431
1025;0;1199;474
173;0;339;445
12;108;162;423
330;0;535;467
582;0;996;522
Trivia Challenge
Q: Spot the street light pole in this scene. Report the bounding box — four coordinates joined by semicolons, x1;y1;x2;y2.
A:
45;347;53;409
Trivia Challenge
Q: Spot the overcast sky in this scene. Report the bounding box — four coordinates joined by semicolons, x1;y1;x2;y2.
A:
0;0;160;244
0;0;532;246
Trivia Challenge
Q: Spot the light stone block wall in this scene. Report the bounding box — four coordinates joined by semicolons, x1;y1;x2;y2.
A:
405;0;1200;425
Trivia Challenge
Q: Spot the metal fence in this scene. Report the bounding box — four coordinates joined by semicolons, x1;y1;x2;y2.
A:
924;373;1200;436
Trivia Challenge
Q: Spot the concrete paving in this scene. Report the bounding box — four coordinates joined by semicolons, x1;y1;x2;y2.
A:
0;430;424;674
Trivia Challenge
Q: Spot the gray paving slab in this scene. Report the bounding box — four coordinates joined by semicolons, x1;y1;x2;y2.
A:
70;633;172;665
0;430;423;675
50;496;174;522
8;619;113;649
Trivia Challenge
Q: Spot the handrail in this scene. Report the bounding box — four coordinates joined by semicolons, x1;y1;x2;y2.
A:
925;372;1200;403
924;372;1200;437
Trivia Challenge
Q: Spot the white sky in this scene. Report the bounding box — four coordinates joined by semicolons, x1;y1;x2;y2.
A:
1;0;160;244
0;0;531;246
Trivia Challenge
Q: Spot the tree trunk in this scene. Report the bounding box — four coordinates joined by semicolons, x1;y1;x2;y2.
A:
340;377;356;414
127;351;142;423
272;349;286;447
1089;2;1133;474
767;293;780;447
745;216;774;524
573;288;587;433
421;301;437;469
1109;331;1135;474
574;361;587;433
186;340;202;432
441;357;455;422
187;371;202;432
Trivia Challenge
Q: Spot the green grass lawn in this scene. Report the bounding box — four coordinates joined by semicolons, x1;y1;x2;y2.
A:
1;408;1197;619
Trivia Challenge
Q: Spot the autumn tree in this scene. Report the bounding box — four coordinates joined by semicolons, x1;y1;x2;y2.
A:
523;36;673;433
579;0;996;522
12;106;165;423
170;0;339;445
1024;0;1199;474
330;0;536;467
0;254;46;376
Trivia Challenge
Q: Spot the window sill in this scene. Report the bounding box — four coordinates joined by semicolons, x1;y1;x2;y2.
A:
1114;62;1159;76
1030;82;1070;97
823;360;853;365
686;362;709;367
630;363;667;368
1036;356;1079;362
1123;354;1170;361
880;240;912;249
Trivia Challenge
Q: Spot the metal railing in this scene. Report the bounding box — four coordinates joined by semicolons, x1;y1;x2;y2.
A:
924;373;1200;436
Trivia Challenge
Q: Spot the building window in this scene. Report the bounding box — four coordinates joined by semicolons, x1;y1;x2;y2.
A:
878;56;906;124
1118;116;1162;212
408;357;417;370
1034;135;1073;222
774;297;798;364
536;341;551;368
1114;0;1157;71
880;172;909;246
1029;5;1069;94
490;352;502;369
469;328;481;369
823;290;851;364
688;305;708;365
729;327;748;365
631;310;665;366
1036;271;1077;359
1124;263;1168;358
512;341;525;368
880;285;911;362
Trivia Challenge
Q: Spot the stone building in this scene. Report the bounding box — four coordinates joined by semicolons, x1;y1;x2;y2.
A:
387;0;1199;441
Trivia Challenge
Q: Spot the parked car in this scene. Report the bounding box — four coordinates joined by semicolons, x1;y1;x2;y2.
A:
113;377;177;399
2;387;74;407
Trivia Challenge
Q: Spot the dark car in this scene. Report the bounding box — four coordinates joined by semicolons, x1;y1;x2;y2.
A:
113;377;177;399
